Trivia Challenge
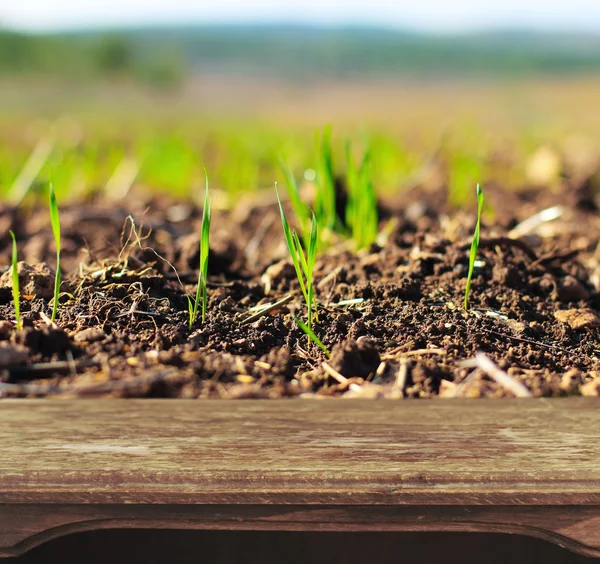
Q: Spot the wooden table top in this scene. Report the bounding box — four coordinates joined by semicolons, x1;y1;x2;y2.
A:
0;398;599;557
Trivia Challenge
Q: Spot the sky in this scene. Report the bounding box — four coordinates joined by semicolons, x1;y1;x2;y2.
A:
2;0;600;33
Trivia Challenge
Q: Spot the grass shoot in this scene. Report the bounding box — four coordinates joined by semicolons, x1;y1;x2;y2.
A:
276;184;318;328
314;125;338;245
464;183;484;310
279;157;310;244
345;140;379;250
294;316;331;359
188;170;212;329
9;230;21;330
49;182;61;322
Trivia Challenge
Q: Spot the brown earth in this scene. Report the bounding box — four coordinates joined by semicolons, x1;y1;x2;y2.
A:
1;180;600;399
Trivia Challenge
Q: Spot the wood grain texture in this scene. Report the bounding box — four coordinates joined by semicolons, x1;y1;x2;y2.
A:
0;398;599;557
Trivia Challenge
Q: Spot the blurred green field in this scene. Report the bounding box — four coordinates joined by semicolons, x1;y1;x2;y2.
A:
1;72;600;208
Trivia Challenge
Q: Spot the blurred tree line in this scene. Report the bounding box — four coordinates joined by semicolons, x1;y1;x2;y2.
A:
2;26;600;85
0;29;185;87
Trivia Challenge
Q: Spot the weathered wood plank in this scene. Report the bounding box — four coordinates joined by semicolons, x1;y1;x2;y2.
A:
0;399;599;557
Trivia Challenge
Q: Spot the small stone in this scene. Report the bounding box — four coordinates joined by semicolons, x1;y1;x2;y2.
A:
554;308;600;330
342;382;385;399
405;201;428;222
0;262;55;300
439;379;458;398
166;204;192;223
0;341;28;367
581;377;600;397
227;383;264;399
236;374;255;384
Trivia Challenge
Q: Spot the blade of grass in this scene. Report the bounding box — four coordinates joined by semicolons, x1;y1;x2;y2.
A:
200;170;212;324
346;141;378;250
8;134;55;205
345;139;358;240
279;157;309;240
464;183;484;310
358;147;378;248
291;229;313;326
9;230;21;329
276;184;309;303
276;184;320;327
307;211;319;324
190;168;212;328
315;125;337;243
294;316;330;359
49;182;61;323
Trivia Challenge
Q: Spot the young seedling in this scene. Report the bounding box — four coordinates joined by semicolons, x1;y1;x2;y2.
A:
188;171;212;329
280;127;380;251
345;140;379;250
49;182;61;322
279;157;310;244
276;184;318;328
9;230;21;330
464;183;484;310
314;125;338;246
293;317;331;359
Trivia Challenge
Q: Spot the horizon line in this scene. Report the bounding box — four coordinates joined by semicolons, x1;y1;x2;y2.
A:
3;20;600;37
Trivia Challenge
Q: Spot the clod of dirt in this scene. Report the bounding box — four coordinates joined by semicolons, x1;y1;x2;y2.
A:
0;342;29;367
260;346;294;379
554;308;600;330
556;275;590;302
0;321;13;338
73;328;107;343
11;326;76;359
0;262;55;300
560;368;584;394
177;232;237;274
329;337;381;379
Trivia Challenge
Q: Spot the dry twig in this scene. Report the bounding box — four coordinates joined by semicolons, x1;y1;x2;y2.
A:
459;353;532;398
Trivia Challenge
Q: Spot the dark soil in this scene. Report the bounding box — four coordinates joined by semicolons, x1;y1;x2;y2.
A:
1;182;600;399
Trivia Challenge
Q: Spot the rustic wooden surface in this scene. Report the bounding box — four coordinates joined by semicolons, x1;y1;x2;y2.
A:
0;398;599;557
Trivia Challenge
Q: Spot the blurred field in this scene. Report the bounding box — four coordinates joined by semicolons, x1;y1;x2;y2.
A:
2;25;600;398
2;28;600;207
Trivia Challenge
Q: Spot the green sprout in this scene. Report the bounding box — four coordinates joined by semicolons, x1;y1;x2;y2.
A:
188;170;212;329
314;125;338;245
464;183;484;310
49;182;61;322
279;157;310;244
345;140;378;250
293;317;331;359
9;230;21;329
280;127;380;251
276;184;318;328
